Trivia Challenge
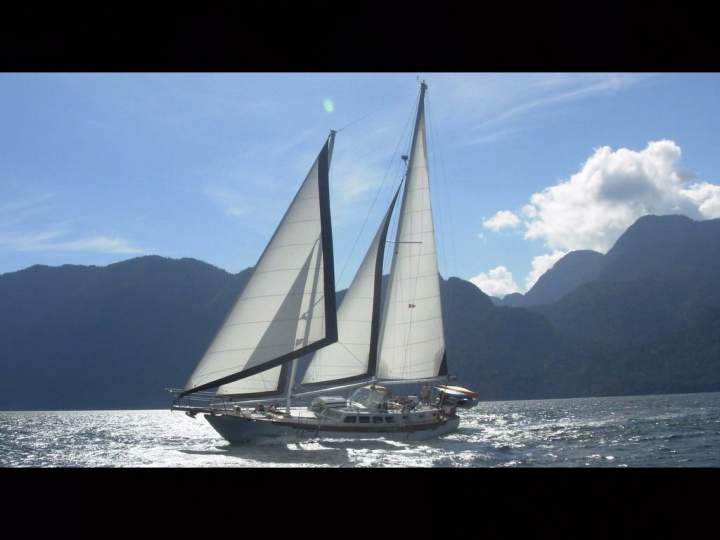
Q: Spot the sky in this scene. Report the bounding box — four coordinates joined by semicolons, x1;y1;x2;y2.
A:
2;73;720;296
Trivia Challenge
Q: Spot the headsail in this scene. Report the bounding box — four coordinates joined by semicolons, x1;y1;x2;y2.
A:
376;82;446;380
181;133;337;398
301;185;401;387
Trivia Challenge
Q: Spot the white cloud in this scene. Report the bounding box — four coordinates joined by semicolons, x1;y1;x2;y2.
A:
475;74;638;130
479;138;720;295
680;181;720;218
40;236;144;254
469;265;520;298
0;194;145;255
429;73;646;134
483;210;521;232
522;140;720;254
0;230;144;254
525;250;567;291
461;128;519;148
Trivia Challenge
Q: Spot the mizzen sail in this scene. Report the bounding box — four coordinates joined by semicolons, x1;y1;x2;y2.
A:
181;133;337;397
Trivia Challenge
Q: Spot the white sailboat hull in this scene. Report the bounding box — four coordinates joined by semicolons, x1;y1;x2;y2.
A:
205;411;460;444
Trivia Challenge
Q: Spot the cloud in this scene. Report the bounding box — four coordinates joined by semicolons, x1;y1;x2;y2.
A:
460;128;519;148
483;210;521;232
429;73;645;134
525;251;567;291
521;139;720;254
0;229;144;254
680;181;720;218
0;194;145;255
481;139;720;294
40;236;144;254
474;74;639;131
469;265;520;298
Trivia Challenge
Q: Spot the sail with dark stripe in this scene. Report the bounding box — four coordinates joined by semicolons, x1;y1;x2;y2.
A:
181;133;337;398
302;186;401;387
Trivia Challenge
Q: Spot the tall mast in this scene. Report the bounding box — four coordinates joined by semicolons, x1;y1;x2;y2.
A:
286;358;298;413
182;130;338;399
284;129;337;412
379;80;427;335
375;80;446;380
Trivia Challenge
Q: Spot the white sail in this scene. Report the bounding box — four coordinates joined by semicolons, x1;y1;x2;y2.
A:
182;134;337;397
302;187;400;387
377;84;446;380
217;364;287;397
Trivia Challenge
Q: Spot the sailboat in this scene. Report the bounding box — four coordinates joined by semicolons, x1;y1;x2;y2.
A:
170;81;478;443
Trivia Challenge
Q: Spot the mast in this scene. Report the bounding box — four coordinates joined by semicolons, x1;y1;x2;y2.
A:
376;80;446;380
286;357;298;413
282;129;337;411
300;183;401;388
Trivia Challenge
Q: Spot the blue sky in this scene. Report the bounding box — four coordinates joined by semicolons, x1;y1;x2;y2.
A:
2;73;720;295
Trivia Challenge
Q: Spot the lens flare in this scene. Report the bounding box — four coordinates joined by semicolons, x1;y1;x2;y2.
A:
323;98;334;113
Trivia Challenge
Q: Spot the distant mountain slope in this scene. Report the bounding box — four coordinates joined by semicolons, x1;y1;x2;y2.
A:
1;214;719;409
492;250;605;307
0;256;251;410
522;250;605;306
598;214;720;284
3;259;563;407
493;292;525;307
537;215;720;344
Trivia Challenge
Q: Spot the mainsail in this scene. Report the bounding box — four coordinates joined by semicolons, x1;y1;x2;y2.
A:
181;133;337;398
376;82;446;380
302;185;401;387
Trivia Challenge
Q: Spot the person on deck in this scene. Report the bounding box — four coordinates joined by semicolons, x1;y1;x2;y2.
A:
420;384;430;404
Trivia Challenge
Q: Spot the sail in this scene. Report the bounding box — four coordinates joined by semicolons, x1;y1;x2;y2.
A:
181;134;337;398
302;186;401;387
377;83;446;380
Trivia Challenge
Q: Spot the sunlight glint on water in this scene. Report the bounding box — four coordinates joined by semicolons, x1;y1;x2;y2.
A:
1;392;718;467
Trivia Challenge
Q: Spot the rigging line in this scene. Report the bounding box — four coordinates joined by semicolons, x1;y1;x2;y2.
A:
334;86;421;288
402;228;426;378
335;76;420;134
335;108;382;133
426;91;457;339
425;92;452;376
425;91;449;280
383;92;425;379
429;91;458;282
400;85;435;379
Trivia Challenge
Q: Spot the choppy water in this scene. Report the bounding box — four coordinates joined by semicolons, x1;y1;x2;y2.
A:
1;392;719;467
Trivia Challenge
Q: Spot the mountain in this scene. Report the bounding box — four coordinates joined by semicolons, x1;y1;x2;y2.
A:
1;214;719;409
598;214;720;284
0;256;252;410
492;250;605;307
537;215;720;345
529;215;720;396
494;292;525;307
523;250;605;306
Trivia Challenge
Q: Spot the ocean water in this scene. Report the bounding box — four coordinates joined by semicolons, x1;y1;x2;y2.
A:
1;392;718;467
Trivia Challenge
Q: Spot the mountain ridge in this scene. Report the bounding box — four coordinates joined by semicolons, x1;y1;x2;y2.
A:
1;214;718;409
